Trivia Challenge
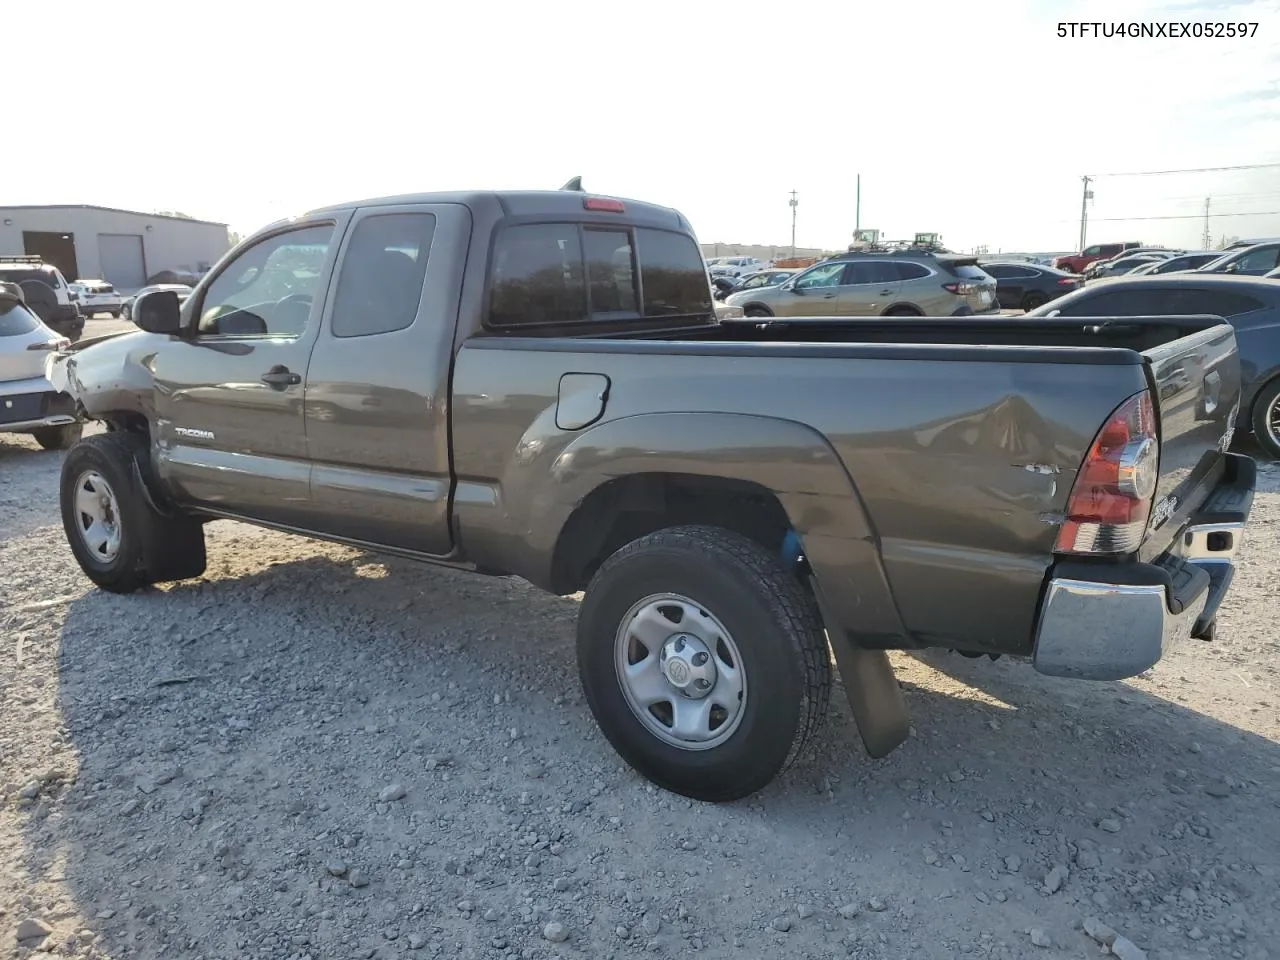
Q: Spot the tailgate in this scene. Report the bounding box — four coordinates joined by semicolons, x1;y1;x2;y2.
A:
1139;319;1241;559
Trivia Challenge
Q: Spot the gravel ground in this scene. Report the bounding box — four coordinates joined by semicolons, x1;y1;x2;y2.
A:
2;377;1278;959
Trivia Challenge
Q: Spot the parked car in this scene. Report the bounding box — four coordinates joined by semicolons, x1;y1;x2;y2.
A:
707;256;765;278
47;186;1254;802
1195;241;1280;277
1052;241;1143;274
0;282;82;449
1082;248;1177;281
69;279;125;318
734;268;799;292
1146;251;1223;275
1027;273;1280;458
724;251;997;318
122;284;193;322
979;262;1080;311
1090;254;1169;280
0;256;84;341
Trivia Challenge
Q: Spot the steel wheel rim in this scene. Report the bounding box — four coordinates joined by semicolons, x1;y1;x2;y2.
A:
73;470;122;562
614;593;747;751
1267;394;1280;449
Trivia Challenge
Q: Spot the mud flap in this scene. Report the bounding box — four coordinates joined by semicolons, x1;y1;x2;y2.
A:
809;576;910;759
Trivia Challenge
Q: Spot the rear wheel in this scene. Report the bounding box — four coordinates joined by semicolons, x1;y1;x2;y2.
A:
1250;377;1280;459
32;423;83;451
577;525;831;802
744;306;772;319
885;306;921;317
1021;291;1048;311
60;432;207;593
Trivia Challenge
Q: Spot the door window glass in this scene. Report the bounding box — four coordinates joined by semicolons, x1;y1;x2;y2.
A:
636;228;712;316
489;224;586;327
198;224;335;337
845;262;903;285
794;262;846;289
330;213;436;338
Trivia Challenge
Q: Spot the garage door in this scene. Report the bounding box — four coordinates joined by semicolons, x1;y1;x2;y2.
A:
97;234;146;290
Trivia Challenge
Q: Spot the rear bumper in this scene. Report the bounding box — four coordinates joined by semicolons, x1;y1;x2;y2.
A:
1032;453;1255;681
0;380;78;433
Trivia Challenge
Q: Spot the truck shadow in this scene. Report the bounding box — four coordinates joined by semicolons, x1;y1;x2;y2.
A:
26;538;1280;959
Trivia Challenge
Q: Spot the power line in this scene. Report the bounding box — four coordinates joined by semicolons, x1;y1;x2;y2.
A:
1089;162;1280;178
1062;210;1280;224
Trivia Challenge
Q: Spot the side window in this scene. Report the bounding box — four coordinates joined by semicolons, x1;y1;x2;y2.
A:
1234;246;1280;273
584;228;638;315
845;261;903;285
1057;289;1156;316
981;265;1009;279
197;224;335;337
794;262;846;289
330;213;436;338
1083;245;1102;256
894;262;932;281
489;224;586;327
635;228;712;317
1175;290;1263;317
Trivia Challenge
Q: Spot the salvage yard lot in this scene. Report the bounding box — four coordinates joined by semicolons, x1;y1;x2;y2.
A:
1;422;1278;959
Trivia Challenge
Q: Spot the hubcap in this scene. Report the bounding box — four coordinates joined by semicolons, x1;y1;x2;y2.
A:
73;470;122;562
615;594;746;751
1268;394;1280;448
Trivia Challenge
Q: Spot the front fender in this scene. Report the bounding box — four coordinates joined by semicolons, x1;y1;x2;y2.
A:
49;330;164;422
460;411;908;644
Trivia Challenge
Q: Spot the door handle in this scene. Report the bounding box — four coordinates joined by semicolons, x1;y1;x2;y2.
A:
261;365;301;387
878;289;894;296
822;293;836;299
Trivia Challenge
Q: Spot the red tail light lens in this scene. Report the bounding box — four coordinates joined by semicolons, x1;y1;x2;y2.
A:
1055;390;1159;554
943;281;979;295
1057;278;1079;286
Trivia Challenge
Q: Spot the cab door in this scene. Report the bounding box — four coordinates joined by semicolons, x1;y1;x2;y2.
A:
299;203;468;555
150;217;348;526
785;261;849;315
836;261;903;316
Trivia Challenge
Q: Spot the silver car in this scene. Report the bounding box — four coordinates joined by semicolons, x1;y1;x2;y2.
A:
0;283;83;449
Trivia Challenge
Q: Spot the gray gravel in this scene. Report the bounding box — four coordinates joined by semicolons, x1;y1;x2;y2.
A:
3;393;1280;959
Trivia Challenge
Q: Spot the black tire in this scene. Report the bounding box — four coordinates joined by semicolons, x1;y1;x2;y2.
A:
885;306;921;317
1249;377;1280;459
17;279;58;324
1021;291;1048;311
577;525;832;802
744;305;772;318
59;432;207;593
32;423;83;451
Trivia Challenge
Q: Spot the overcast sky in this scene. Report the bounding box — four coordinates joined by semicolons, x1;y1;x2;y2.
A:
10;0;1280;252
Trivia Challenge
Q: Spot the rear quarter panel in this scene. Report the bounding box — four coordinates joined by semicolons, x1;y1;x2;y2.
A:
451;340;1150;655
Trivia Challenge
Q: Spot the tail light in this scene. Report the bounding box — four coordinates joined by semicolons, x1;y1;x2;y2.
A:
1056;390;1159;554
27;338;70;351
584;197;625;213
1057;278;1079;286
943;281;980;295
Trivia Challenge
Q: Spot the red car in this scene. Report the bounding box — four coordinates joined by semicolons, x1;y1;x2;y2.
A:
1053;241;1143;275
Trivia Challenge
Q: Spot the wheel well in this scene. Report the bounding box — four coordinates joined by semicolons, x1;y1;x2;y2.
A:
95;411;151;439
1248;374;1280;431
742;303;774;316
883;304;922;316
549;473;792;594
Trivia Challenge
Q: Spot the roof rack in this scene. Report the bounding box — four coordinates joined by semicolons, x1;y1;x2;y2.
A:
0;255;47;264
836;240;955;257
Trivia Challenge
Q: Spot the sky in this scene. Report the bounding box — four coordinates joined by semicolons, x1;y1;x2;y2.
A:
9;0;1280;253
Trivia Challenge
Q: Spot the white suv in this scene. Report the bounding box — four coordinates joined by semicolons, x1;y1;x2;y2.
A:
69;279;125;318
707;256;765;278
0;257;84;341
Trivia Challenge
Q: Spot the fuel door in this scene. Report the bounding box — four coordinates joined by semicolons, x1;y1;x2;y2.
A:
556;373;610;430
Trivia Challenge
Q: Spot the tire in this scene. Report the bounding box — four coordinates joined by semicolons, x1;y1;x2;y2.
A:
17;279;58;324
32;423;83;451
577;525;832;802
1021;292;1048;311
59;432;207;593
1249;377;1280;459
744;306;772;318
885;306;921;317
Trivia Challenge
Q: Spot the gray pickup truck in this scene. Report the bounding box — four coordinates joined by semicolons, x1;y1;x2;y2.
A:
48;187;1256;802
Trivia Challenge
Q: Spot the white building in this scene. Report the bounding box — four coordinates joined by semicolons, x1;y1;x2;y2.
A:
0;205;231;292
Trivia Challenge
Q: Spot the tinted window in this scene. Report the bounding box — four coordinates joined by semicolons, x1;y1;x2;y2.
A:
1083;245;1102;255
845;262;902;285
982;264;1012;279
584;229;638;315
893;262;932;281
1056;289;1163;316
1233;246;1280;273
952;264;992;280
198;224;335;337
0;300;41;337
1172;290;1264;317
635;229;710;317
330;213;435;338
489;224;586;327
1058;286;1264;318
794;262;846;289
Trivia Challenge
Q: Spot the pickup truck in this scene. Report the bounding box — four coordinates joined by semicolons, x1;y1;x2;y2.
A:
47;187;1256;802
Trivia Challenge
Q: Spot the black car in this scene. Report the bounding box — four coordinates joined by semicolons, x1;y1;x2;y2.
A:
1196;241;1280;277
1026;274;1280;457
1148;251;1223;274
980;261;1081;311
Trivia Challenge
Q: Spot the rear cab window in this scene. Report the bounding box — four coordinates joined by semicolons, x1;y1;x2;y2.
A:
487;221;712;330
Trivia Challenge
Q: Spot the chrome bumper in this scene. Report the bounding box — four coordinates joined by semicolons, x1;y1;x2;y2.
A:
0;413;78;433
1032;518;1245;681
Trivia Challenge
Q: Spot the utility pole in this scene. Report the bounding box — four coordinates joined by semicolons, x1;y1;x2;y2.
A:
789;190;798;257
855;175;861;232
1078;175;1093;250
1202;197;1211;249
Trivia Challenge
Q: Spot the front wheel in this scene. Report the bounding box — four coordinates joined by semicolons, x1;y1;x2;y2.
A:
1021;291;1048;311
743;306;772;318
1250;377;1280;459
32;423;83;451
60;433;207;593
577;525;832;802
